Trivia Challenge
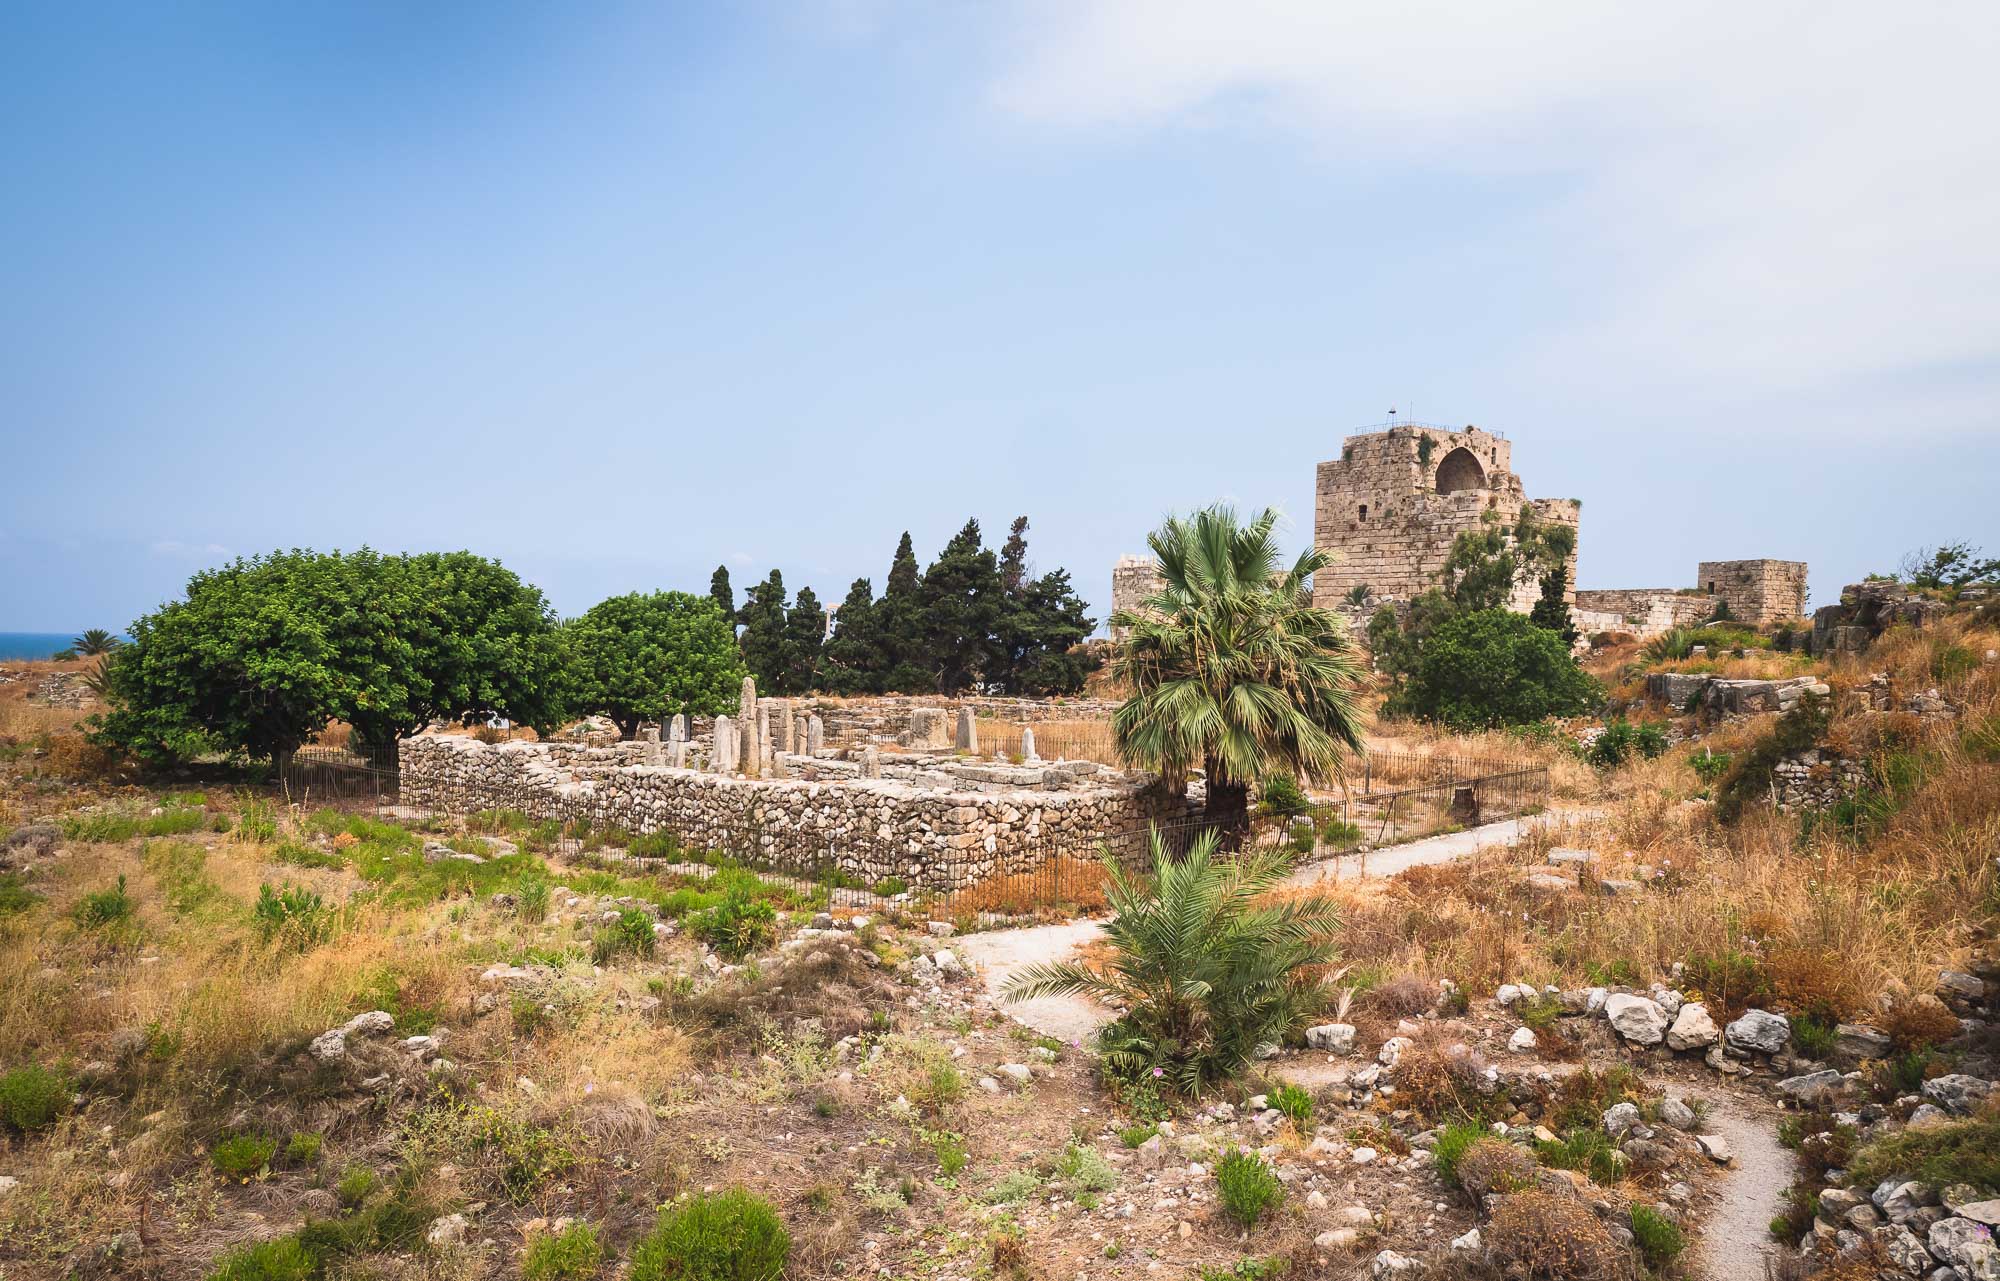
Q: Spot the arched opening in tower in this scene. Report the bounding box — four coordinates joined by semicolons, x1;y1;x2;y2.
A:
1435;446;1486;493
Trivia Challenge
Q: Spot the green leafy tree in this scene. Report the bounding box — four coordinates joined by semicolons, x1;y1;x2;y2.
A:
1901;542;2000;590
874;532;931;694
1400;610;1602;729
917;519;1004;693
708;565;735;621
566;591;744;738
818;578;882;694
71;628;122;657
95;548;567;763
736;570;792;692
1529;563;1578;648
1110;505;1366;836
781;586;826;694
989;517;1097;696
1004;830;1342;1095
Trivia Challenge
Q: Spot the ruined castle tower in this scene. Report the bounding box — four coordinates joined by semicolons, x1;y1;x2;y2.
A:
1311;422;1579;614
1108;554;1166;641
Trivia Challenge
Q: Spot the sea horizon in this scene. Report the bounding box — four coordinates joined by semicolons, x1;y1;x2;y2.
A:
0;632;86;661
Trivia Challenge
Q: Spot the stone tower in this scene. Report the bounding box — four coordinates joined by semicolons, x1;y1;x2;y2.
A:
1695;559;1809;625
1108;554;1165;641
1311;422;1579;614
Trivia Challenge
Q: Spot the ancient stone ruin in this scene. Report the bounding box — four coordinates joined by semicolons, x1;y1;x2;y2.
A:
1311;422;1579;615
399;679;1190;895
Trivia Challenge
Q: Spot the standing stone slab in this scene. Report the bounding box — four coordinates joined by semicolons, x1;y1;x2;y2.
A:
640;726;662;766
668;714;686;743
955;706;978;753
739;678;761;776
862;745;881;779
807;714;824;755
712;716;735;775
776;701;794;753
1021;727;1038;763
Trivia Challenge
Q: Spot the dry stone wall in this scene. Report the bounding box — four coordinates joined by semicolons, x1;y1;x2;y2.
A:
399;734;1189;892
1573;589;1717;636
800;695;1124;747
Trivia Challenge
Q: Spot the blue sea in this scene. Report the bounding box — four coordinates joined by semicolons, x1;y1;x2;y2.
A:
0;632;81;661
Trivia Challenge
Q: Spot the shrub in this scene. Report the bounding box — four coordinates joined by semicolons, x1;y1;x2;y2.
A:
1847;1112;2000;1190
1689;748;1732;784
630;1188;790;1281
72;874;134;928
207;1235;316;1281
1629;1203;1685;1269
283;1132;323;1166
870;876;908;898
1215;1148;1283;1228
1881;994;1961;1052
1487;1190;1635;1280
1392;1032;1491;1122
1588;718;1670;768
212;1132;279;1179
1286;819;1315;855
690;890;777;960
336;1165;376;1207
592;908;659;965
1056;1140;1118;1194
1269;1083;1313;1129
1005;830;1340;1095
1534;1128;1624;1186
524;1221;602;1281
1430;1121;1485;1187
986;1170;1042;1204
516;874;551;923
1318;817;1362;846
1256;774;1310;817
1790;1015;1838;1061
1370;971;1435;1017
1455;1138;1536;1198
0;1063;72;1132
1118;1123;1159;1149
253;883;335;948
0;872;38;916
1400;610;1602;730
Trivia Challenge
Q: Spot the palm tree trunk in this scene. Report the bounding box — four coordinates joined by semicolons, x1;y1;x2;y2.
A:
1203;754;1250;850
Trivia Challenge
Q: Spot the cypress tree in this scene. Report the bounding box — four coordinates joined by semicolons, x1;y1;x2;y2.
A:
709;565;734;622
875;532;930;693
820;578;880;694
736;570;791;692
919;518;1003;694
782;585;827;694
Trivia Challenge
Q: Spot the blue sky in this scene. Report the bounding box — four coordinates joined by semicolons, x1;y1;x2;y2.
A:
3;1;1995;632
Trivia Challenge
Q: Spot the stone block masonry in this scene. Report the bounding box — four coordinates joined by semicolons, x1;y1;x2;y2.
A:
1110;554;1166;641
1696;560;1809;626
1311;423;1579;615
399;735;1191;894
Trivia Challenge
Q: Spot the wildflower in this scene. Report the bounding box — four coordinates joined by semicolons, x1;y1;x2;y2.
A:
1151;1067;1164;1078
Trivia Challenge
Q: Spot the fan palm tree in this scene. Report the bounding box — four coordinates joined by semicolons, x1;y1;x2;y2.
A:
71;628;122;657
1109;504;1366;837
1002;830;1341;1094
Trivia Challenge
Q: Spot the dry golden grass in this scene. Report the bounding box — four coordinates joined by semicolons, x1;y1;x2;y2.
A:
974;717;1124;767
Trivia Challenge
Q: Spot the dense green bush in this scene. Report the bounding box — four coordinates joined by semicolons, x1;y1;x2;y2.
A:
1215;1148;1283;1227
688;889;776;960
523;1221;602;1281
207;1236;316;1281
72;874;135;928
1269;1083;1314;1129
565;591;744;739
1398;610;1601;730
1256;774;1310;817
212;1132;279;1179
0;1063;72;1132
96;548;569;762
630;1188;790;1281
253;884;335;949
1588;718;1669;768
1629;1203;1686;1268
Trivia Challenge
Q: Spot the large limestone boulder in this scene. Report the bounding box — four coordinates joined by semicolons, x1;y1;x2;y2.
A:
1604;993;1668;1046
1725;1009;1790;1054
1666;1002;1718;1051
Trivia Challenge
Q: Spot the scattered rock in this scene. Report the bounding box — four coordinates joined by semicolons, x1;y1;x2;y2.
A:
1605;993;1668;1045
1696;1133;1733;1163
427;1214;468;1246
1305;1023;1356;1053
1922;1074;1992;1116
1776;1069;1847;1107
1508;1027;1537;1053
1666;1002;1718;1051
1725;1009;1791;1054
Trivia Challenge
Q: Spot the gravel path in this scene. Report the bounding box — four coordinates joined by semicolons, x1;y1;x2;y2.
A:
1691;1093;1790;1281
955;918;1109;1042
1280;807;1585;887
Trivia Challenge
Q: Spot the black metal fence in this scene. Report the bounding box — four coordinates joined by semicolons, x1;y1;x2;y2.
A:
275;744;1546;919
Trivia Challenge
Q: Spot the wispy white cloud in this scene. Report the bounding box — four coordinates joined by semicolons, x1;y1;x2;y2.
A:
148;539;231;559
980;0;2000;425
